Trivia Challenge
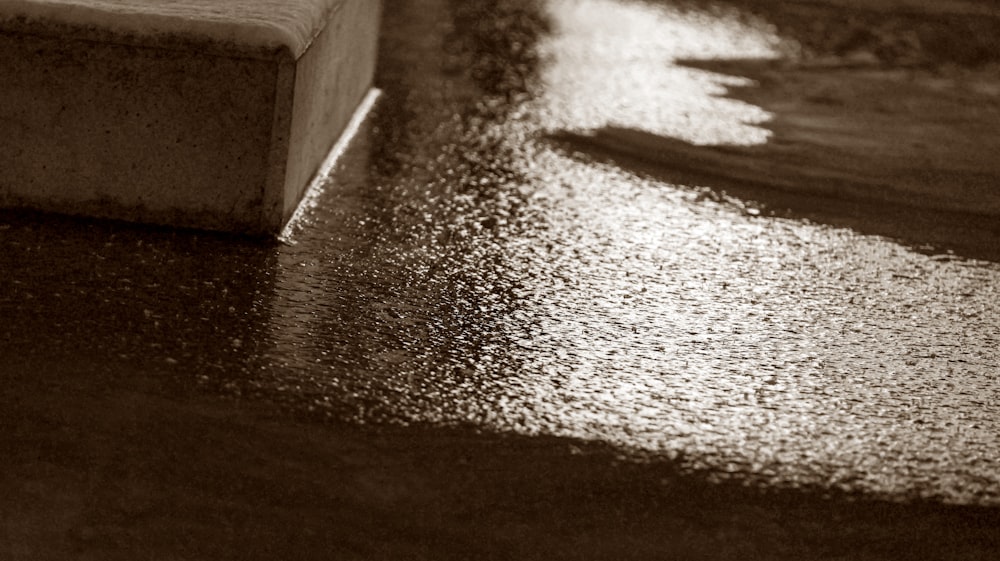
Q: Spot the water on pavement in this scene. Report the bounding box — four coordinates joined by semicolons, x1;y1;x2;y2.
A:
2;0;998;506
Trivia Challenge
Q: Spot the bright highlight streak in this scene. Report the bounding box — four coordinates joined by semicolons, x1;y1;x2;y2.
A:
280;87;382;243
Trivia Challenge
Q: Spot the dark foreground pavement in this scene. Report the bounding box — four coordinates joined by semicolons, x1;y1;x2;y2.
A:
4;372;999;560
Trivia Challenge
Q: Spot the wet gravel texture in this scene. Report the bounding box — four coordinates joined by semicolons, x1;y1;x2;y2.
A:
2;0;999;506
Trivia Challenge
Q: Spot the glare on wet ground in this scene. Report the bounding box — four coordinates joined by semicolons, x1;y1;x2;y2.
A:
279;0;1000;504
3;0;998;506
538;0;778;143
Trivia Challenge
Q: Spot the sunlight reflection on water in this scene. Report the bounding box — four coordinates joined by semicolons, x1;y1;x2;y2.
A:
539;0;779;144
266;0;1000;504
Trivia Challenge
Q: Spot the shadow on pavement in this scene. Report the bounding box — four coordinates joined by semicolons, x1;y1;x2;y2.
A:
549;123;1000;264
561;0;1000;262
3;371;1000;561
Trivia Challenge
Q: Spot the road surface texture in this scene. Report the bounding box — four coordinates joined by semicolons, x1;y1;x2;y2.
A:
2;0;999;559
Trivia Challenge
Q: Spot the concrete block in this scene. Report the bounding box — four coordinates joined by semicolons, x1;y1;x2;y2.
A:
0;0;380;235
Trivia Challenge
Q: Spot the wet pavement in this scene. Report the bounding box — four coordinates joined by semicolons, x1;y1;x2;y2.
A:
2;0;1000;547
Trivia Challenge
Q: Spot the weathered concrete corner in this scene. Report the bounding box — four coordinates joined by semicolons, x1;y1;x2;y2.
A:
0;0;380;235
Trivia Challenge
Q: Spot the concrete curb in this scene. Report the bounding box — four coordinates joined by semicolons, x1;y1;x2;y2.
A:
0;0;381;235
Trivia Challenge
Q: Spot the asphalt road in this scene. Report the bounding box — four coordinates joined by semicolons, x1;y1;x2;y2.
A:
2;0;999;558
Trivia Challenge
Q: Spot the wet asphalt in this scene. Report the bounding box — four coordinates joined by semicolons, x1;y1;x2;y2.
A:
2;0;999;530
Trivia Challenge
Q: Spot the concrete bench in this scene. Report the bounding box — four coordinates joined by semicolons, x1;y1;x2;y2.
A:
0;0;380;235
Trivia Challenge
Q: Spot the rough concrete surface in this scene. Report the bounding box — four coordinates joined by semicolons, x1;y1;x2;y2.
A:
0;0;380;235
2;0;346;56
